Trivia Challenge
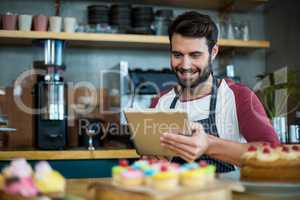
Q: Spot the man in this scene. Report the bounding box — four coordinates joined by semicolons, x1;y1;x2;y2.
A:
149;11;279;172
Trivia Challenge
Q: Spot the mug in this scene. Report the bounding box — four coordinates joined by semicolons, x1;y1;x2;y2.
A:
2;13;18;30
49;16;62;32
18;14;32;31
63;17;77;32
33;15;48;31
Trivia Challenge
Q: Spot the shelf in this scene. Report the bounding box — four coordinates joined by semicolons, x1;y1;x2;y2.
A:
0;149;139;160
0;128;16;132
121;0;268;11
0;30;270;49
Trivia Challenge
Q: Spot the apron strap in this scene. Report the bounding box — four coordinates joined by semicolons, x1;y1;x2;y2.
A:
169;76;235;173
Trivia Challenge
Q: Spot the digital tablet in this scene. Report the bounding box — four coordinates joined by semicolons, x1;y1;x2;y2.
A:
123;108;191;156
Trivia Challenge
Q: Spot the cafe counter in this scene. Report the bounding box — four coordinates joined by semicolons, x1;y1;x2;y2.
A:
0;149;139;178
67;178;300;200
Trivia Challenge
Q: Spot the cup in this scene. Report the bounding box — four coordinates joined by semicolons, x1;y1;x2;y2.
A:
49;16;62;32
33;15;48;31
63;17;77;32
18;14;32;31
272;116;287;143
289;125;300;144
2;13;18;30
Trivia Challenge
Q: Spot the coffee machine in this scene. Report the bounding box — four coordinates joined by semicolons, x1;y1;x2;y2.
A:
35;39;67;149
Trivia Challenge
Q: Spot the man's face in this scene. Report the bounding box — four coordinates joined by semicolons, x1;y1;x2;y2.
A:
170;33;212;88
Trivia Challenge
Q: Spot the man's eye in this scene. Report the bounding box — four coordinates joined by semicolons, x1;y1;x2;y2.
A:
190;53;202;59
172;52;182;58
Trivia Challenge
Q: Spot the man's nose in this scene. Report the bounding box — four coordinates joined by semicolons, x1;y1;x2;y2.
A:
181;56;192;67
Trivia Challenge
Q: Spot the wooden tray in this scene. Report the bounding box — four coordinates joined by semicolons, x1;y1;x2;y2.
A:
89;179;244;200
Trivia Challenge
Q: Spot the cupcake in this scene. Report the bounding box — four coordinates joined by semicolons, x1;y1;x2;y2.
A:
199;161;216;183
112;159;129;185
180;168;206;188
143;167;158;186
34;161;66;198
1;158;38;200
151;165;178;190
119;168;144;187
132;160;149;170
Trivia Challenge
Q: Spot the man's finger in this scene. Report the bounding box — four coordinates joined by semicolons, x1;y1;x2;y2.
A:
161;132;200;147
161;139;196;157
161;142;194;162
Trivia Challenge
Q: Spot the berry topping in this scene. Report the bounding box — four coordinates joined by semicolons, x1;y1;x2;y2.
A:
128;167;134;171
161;165;168;172
270;143;278;149
148;159;156;164
199;160;208;167
248;146;257;152
292;145;300;151
263;148;270;154
282;146;289;152
119;159;128;167
263;143;269;146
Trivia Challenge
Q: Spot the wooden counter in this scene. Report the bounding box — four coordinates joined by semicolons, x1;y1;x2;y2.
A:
66;178;300;200
0;149;139;160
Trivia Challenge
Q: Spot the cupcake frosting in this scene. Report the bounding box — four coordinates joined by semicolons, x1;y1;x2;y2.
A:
3;176;38;197
34;161;66;193
2;158;33;178
121;170;143;179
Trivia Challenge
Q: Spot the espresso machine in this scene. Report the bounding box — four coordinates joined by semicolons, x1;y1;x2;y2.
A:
35;39;67;149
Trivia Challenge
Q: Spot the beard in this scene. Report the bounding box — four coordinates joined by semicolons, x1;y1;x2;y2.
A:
173;58;212;89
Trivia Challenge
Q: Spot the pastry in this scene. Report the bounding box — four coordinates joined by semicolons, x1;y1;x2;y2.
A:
33;161;66;198
240;144;300;182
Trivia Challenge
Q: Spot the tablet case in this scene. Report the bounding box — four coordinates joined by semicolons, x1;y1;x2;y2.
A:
124;109;191;156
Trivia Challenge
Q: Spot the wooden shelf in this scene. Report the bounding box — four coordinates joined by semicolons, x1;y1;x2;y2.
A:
0;149;139;160
121;0;268;11
0;30;270;49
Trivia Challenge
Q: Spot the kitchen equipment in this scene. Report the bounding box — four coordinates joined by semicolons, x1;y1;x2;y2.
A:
78;118;104;150
35;39;67;150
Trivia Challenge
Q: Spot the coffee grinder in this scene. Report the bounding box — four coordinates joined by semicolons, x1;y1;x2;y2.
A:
35;39;67;149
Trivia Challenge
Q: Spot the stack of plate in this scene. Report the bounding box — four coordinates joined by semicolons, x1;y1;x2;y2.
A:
110;4;132;31
88;5;110;25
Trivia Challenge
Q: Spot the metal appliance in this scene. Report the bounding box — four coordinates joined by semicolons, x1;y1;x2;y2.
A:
35;39;67;149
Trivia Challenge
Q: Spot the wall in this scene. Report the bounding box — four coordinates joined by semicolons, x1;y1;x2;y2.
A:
265;0;300;72
0;0;267;89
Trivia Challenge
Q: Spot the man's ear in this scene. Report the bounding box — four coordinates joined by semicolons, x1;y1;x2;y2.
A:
211;45;219;61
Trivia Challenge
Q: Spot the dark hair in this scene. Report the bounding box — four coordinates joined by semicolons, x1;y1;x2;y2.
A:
168;11;218;53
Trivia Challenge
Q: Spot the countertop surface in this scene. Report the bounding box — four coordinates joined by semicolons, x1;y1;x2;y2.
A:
66;178;300;200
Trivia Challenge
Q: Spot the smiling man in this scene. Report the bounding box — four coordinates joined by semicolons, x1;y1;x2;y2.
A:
150;11;280;173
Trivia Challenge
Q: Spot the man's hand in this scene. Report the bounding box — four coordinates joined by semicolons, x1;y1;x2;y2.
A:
160;122;209;162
